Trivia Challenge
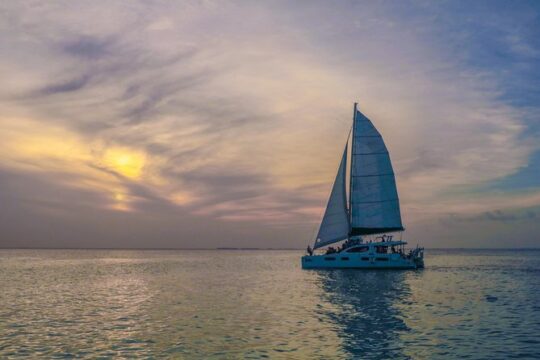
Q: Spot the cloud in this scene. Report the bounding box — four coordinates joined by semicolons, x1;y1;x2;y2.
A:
38;75;91;95
480;149;540;192
0;1;539;247
446;208;539;223
61;36;113;60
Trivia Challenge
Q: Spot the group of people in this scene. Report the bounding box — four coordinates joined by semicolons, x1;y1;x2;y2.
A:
324;246;338;255
325;237;364;254
306;235;405;256
378;234;393;242
306;240;357;256
305;238;362;255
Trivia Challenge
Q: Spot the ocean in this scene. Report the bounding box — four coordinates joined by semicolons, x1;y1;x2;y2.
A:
0;249;539;359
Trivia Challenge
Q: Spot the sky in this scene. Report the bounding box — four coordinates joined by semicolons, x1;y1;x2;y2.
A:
0;0;539;249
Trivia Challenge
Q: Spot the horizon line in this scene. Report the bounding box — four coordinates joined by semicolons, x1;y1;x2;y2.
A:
1;247;539;251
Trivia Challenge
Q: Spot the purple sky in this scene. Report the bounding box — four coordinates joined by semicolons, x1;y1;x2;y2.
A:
1;1;539;248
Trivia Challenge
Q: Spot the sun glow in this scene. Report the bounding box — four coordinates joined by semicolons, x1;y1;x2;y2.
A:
102;148;146;179
0;118;154;212
171;191;196;205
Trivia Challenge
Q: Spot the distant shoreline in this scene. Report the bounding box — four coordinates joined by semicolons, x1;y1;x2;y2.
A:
0;247;539;251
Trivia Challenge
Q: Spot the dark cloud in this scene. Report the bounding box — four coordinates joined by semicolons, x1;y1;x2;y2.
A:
444;208;539;224
122;71;212;125
162;165;321;221
179;169;271;205
483;210;518;222
31;36;115;96
14;35;211;136
38;75;91;95
61;36;113;60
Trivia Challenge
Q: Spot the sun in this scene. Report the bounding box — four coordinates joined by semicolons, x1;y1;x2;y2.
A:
102;147;146;179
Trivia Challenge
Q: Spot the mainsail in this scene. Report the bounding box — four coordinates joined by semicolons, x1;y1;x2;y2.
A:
314;144;350;249
349;107;403;235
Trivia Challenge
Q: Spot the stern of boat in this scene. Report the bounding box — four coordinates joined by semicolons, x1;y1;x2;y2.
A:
301;255;315;269
412;247;425;269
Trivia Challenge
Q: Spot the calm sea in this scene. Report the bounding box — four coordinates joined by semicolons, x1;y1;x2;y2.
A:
0;249;539;359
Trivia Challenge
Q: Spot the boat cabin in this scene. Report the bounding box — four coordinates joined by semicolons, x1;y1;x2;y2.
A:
324;240;407;255
303;240;423;269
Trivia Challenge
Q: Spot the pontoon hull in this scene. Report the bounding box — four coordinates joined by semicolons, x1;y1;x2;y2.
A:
301;253;423;269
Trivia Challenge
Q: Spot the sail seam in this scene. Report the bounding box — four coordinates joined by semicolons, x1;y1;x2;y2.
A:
351;173;394;178
353;152;389;155
351;198;399;204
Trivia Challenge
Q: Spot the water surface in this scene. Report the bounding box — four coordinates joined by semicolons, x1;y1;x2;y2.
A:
0;249;539;359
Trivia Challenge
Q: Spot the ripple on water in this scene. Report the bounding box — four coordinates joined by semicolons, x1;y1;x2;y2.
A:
0;249;539;359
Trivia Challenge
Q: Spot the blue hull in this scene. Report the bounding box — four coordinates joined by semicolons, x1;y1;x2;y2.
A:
301;253;423;270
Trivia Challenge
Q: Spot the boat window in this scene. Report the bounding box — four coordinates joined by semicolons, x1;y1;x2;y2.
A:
347;246;369;253
375;257;389;261
304;258;312;262
375;246;388;254
341;257;349;261
361;257;369;261
324;257;336;261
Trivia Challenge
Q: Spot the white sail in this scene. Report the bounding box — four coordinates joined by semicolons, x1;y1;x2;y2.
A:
349;109;403;235
314;144;350;249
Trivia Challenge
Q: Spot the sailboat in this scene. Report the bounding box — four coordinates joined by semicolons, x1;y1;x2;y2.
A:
302;103;424;269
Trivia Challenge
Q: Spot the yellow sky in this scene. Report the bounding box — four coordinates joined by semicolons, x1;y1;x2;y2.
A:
0;1;539;248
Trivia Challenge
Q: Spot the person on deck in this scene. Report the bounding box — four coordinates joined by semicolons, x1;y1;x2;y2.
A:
307;245;313;256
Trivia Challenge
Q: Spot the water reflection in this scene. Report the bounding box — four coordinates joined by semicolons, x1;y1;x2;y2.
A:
316;270;412;359
0;251;154;358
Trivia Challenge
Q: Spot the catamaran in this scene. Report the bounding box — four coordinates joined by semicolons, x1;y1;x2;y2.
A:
302;103;424;269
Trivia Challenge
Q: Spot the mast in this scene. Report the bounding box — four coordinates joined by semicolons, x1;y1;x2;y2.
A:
349;102;357;236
